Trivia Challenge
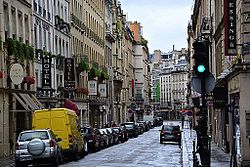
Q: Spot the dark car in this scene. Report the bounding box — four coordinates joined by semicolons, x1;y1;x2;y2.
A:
124;124;138;138
159;125;181;146
112;126;128;142
154;117;163;127
120;125;129;141
81;127;102;152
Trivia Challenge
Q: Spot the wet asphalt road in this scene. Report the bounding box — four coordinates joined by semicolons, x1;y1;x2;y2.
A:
61;121;182;167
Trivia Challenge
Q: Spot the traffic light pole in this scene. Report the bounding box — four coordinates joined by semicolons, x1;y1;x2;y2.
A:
192;40;213;167
198;75;210;167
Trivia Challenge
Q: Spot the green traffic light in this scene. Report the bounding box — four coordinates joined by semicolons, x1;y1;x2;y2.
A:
197;65;205;73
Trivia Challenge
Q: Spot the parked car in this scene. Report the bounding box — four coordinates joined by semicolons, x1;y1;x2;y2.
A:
98;129;109;148
106;128;119;144
153;117;163;127
112;126;128;142
101;128;113;146
159;125;181;147
15;129;63;167
80;126;93;155
119;125;129;141
137;122;145;134
85;128;102;152
137;120;147;132
124;124;138;138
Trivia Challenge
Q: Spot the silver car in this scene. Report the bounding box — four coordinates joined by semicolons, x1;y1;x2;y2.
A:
15;129;63;167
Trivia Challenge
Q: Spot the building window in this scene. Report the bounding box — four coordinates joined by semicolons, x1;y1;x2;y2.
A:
39;25;42;48
24;15;29;43
43;30;46;50
48;32;51;52
34;1;37;12
11;7;16;39
18;11;23;41
34;26;37;51
55;36;58;54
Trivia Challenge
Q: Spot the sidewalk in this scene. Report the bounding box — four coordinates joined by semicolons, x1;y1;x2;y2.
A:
182;121;230;167
0;154;14;167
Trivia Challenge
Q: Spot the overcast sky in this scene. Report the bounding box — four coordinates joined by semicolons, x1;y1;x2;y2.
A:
119;0;194;54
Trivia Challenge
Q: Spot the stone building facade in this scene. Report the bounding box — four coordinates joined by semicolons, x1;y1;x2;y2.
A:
189;0;250;166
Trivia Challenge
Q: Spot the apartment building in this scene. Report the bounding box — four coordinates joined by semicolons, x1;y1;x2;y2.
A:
0;0;150;157
151;49;188;120
129;21;150;121
0;0;42;157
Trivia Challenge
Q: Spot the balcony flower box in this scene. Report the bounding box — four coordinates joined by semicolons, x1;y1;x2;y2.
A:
23;75;35;85
0;71;4;78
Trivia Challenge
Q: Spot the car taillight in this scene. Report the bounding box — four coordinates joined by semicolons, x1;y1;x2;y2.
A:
69;135;73;143
89;134;95;140
49;140;56;147
15;143;19;150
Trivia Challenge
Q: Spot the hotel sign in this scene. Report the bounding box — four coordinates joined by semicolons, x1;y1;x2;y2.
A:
64;58;76;90
224;0;236;55
42;55;52;89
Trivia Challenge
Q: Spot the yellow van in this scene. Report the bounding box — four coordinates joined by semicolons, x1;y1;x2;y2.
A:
32;108;84;159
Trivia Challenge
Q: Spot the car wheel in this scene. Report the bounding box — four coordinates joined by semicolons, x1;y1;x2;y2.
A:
51;156;59;167
58;148;64;164
27;138;45;156
160;139;163;144
72;146;78;161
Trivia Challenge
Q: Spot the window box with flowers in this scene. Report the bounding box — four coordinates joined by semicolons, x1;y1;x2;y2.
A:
23;75;35;85
75;87;89;95
0;71;4;78
82;88;89;95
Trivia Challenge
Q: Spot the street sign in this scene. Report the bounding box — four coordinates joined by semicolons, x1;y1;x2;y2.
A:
187;111;192;116
191;72;215;94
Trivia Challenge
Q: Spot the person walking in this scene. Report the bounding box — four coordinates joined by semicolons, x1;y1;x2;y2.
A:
181;115;185;129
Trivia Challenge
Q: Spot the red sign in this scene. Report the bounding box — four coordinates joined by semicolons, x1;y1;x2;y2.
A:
132;79;134;96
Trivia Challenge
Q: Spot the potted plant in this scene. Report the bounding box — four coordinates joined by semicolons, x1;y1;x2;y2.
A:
82;88;89;95
23;75;35;85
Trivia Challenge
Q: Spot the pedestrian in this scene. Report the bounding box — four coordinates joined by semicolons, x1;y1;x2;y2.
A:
189;117;192;129
181;115;184;129
112;121;117;127
9;138;13;154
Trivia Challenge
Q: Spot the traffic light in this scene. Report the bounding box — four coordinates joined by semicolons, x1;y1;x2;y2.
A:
193;40;210;77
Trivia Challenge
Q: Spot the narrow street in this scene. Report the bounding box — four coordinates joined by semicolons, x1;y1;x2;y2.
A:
61;121;182;167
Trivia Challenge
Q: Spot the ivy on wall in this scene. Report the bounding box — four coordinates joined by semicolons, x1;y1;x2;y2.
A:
6;38;34;60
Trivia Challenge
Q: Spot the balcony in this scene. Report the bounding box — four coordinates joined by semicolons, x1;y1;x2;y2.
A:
113;74;123;93
106;31;115;42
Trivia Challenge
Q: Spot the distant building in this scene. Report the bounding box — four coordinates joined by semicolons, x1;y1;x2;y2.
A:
149;48;188;119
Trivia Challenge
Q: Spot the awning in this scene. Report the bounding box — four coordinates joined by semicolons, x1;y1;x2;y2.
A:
64;99;79;116
12;93;44;112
